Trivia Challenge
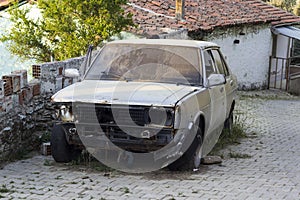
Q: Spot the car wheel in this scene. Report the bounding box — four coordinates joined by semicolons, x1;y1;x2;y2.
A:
168;122;203;171
51;124;81;163
224;111;233;135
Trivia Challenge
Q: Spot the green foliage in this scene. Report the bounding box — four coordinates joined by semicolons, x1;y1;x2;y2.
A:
0;0;133;62
294;0;300;15
267;0;297;13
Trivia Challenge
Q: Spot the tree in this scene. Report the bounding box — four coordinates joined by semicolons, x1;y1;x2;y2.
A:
0;0;133;62
266;0;297;13
294;0;300;15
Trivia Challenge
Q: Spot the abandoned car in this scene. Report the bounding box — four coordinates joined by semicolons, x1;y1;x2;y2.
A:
51;39;237;172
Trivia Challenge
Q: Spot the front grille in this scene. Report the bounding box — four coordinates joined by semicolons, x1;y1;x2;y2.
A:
74;104;149;126
74;105;98;123
73;103;175;152
117;107;146;126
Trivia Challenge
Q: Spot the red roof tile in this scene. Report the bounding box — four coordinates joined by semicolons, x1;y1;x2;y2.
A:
126;0;300;35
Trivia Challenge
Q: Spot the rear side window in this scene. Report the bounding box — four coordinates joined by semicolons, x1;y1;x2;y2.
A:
211;50;229;76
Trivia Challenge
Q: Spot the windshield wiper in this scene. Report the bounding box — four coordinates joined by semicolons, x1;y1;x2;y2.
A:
101;71;131;81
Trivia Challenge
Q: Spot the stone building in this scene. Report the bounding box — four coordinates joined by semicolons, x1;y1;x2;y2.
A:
125;0;300;90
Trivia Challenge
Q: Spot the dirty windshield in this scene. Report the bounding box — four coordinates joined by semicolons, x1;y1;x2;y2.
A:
85;43;202;86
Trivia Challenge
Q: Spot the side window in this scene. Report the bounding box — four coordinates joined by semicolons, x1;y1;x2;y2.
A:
211;50;229;76
203;50;216;77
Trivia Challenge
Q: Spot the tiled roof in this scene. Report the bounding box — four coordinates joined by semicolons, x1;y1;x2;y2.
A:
126;0;300;35
0;0;11;8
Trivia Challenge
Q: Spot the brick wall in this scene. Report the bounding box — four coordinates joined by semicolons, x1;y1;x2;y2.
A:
0;56;85;162
32;57;84;94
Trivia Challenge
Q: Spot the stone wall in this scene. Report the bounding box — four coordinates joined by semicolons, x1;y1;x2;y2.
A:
0;95;54;162
0;57;85;162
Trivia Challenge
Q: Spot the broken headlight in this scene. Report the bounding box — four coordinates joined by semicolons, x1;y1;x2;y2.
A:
146;107;174;127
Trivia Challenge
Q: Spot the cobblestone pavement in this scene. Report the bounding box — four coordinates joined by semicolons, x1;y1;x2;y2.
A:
1;90;300;200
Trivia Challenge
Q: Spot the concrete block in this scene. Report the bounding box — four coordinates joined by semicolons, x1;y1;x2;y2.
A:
18;89;27;105
3;96;13;112
41;142;51;156
32;83;41;96
2;75;13;96
12;74;21;93
28;80;41;97
32;62;65;79
12;93;19;107
55;77;63;92
0;98;3;112
0;80;4;99
2;74;21;94
12;70;28;88
40;78;55;94
42;63;65;79
32;65;41;79
41;77;63;94
24;86;33;102
64;57;85;70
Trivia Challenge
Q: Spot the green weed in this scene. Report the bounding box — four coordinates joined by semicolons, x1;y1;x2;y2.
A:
210;110;249;156
229;152;252;159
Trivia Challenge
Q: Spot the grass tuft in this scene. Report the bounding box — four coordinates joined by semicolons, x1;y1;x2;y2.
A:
210;110;249;156
229;152;252;159
0;185;14;194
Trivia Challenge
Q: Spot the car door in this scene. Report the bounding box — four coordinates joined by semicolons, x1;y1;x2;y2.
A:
211;49;236;118
203;49;226;135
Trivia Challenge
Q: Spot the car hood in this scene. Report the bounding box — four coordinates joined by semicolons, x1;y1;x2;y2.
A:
51;80;201;107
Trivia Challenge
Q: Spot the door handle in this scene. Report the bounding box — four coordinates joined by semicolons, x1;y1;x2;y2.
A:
220;87;224;93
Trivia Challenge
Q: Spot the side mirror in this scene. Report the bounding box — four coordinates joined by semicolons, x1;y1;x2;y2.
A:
207;74;226;87
64;68;80;78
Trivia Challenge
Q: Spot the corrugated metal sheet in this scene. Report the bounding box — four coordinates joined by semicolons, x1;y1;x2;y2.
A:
272;26;300;40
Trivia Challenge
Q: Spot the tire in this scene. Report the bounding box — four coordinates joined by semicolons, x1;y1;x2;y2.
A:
168;122;203;171
51;124;81;163
224;111;233;135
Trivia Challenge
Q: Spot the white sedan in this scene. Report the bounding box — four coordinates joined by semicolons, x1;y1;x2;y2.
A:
51;39;237;172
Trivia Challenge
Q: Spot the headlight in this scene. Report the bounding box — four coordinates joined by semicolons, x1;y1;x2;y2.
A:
147;107;174;127
56;104;74;122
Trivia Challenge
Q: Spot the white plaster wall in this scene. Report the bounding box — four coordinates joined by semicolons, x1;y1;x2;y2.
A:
159;29;190;40
210;27;273;90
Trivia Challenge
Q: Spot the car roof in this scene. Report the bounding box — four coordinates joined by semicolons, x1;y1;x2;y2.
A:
107;39;219;49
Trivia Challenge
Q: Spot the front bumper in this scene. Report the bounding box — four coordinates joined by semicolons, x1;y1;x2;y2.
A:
71;123;175;152
59;120;194;163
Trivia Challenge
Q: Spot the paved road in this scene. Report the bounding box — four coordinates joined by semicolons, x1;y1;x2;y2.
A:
0;91;300;199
